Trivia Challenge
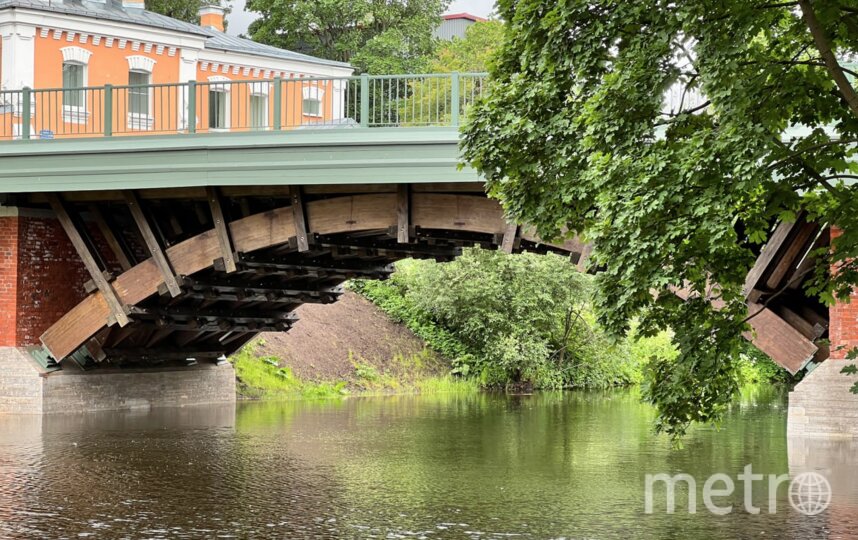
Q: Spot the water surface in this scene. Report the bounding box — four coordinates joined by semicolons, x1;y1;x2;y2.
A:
0;388;856;539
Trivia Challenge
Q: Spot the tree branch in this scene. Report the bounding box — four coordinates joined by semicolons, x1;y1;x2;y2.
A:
798;0;858;118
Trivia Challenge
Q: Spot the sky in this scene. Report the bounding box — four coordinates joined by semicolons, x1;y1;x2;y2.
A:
226;0;497;37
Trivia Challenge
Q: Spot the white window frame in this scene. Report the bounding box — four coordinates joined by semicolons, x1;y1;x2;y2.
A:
208;76;231;131
126;56;156;131
302;85;324;119
61;47;92;125
249;81;269;130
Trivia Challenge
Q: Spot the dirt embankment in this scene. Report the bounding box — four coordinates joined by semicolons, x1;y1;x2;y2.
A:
250;291;445;384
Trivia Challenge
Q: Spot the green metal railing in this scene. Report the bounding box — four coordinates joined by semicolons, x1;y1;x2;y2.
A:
0;72;487;141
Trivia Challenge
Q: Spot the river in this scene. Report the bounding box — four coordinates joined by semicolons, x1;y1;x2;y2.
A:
0;387;856;539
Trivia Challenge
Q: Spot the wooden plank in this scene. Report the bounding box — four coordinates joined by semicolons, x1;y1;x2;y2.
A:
765;222;818;290
290;185;310;252
123;190;181;297
743;219;800;300
500;223;519;254
88;204;132;271
775;305;826;340
744;302;818;374
397;184;410;243
206;186;237;273
45;193;130;328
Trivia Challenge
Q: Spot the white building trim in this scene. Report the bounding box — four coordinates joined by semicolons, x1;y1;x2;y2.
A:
61;46;92;65
126;55;156;73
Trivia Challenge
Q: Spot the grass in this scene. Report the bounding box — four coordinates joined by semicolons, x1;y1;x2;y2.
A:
231;342;479;401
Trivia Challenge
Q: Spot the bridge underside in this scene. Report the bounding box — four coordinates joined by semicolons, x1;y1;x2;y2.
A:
15;183;585;368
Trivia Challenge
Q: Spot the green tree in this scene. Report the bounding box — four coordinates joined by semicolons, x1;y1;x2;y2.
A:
245;0;450;73
462;0;858;438
401;20;504;125
146;0;230;27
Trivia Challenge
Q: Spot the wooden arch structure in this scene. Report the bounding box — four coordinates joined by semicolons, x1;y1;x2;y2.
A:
36;183;586;367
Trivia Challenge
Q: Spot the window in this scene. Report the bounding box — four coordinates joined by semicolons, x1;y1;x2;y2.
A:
128;70;150;115
250;94;267;129
302;97;321;117
62;62;85;108
209;89;227;129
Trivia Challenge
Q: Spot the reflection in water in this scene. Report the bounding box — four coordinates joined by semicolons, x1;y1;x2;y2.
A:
0;388;855;538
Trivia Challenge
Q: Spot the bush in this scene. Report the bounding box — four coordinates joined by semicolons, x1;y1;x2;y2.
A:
353;249;645;390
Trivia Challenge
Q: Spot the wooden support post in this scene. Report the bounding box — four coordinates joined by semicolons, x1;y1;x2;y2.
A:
206;186;237;273
743;218;801;302
46;193;130;327
501;223;519;254
290;185;310;252
88;204;132;271
397;184;410;243
123;190;182;297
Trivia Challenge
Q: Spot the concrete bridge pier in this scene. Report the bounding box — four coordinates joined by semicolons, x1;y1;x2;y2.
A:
788;287;858;439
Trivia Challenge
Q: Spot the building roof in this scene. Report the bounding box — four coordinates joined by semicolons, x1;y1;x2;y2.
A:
442;12;486;22
0;0;352;70
205;30;351;69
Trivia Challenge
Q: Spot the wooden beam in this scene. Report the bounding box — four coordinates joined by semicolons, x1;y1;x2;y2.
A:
765;222;819;290
501;223;519;254
397;184;410;243
206;187;237;273
743;218;801;301
123;190;181;297
46;193;130;328
290;185;310;252
88;204;132;271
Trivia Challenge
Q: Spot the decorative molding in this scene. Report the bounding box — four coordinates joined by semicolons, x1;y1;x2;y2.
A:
143;43;152;53
105;37;114;47
52;29;62;40
60;46;93;65
118;39;127;49
156;45;164;55
79;33;88;44
65;31;75;42
168;47;177;57
130;40;140;51
126;55;156;73
92;35;101;46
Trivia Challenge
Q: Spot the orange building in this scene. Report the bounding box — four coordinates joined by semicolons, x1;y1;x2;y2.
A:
0;0;354;137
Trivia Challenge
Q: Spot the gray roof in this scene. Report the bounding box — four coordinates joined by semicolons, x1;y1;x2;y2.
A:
204;31;351;70
0;0;351;70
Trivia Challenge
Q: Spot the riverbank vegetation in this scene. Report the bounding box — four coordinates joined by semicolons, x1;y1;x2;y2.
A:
231;248;794;401
351;249;794;393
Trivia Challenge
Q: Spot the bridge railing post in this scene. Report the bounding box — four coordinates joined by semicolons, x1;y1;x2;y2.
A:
103;84;113;137
450;72;460;128
21;87;31;140
187;80;197;134
360;73;370;127
273;76;282;130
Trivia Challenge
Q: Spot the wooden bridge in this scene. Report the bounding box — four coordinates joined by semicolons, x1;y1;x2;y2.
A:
0;73;829;375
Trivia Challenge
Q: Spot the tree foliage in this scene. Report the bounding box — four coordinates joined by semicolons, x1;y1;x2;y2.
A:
402;20;504;125
462;0;858;437
245;0;450;73
145;0;230;27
